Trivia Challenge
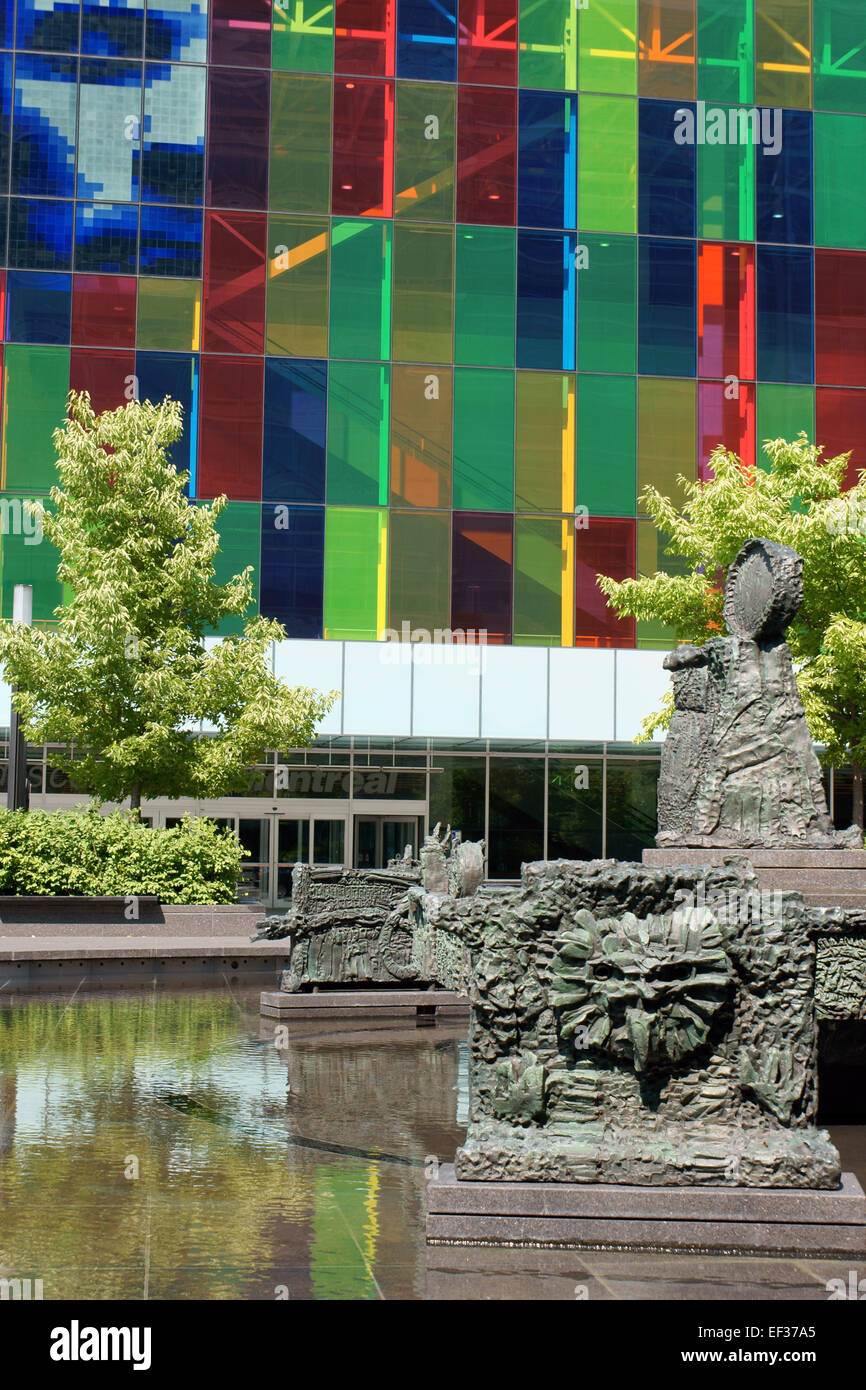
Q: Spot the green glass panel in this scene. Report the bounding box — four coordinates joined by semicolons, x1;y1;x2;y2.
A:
636;519;679;648
578;95;636;235
697;0;755;104
489;757;545;877
577;374;636;517
637;378;696;512
136;278;201;351
698;129;755;241
267;215;329;357
514;515;564;647
578;0;637;96
814;0;866;114
454;226;515;367
388;509;450;633
392;223;453;364
547;757;604;859
519;0;577;90
452;368;514;511
756;0;811;108
327;361;390;506
272;0;334;72
2;345;69;493
814;113;866;250
756;384;815;469
395;82;455;223
324;507;387;641
515;371;575;513
269;74;332;214
329;219;392;361
0;495;61;622
577;232;636;374
208;502;260;636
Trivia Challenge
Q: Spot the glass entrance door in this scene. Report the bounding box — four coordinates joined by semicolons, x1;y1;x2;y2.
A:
269;815;347;909
353;816;419;869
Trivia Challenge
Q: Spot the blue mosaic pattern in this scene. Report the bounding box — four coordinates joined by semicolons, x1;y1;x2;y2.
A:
143;62;205;204
77;60;142;201
74;199;138;271
145;0;208;63
15;0;81;54
81;0;145;57
8;196;74;268
139;202;202;275
12;53;78;196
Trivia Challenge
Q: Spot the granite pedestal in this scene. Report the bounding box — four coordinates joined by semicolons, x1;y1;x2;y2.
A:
260;987;468;1019
426;1165;866;1258
642;848;866;910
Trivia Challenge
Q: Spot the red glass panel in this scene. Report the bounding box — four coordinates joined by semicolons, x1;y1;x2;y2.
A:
332;78;395;217
458;0;517;85
207;69;270;210
203;211;266;355
451;511;512;643
575;518;636;648
815;250;866;389
816;387;866;490
456;85;516;225
210;0;272;68
69;349;136;416
71;275;136;349
698;380;755;479
199;355;264;500
335;0;396;76
697;242;754;382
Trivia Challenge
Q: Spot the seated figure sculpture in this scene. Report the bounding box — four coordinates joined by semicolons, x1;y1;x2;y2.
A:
656;538;860;849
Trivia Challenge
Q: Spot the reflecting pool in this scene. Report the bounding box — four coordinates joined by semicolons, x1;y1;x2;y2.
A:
0;986;863;1301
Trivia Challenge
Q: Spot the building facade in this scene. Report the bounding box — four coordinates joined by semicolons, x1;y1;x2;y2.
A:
0;2;863;903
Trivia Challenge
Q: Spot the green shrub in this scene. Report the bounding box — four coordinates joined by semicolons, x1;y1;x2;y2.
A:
0;808;247;904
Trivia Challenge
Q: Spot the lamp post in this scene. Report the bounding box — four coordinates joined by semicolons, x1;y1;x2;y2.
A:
6;584;32;812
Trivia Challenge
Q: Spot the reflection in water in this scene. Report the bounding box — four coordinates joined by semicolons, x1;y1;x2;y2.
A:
0;988;863;1301
0;989;465;1301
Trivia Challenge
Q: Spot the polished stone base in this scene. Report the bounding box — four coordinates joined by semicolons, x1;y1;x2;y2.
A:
642;847;866;910
260;987;469;1019
426;1165;866;1257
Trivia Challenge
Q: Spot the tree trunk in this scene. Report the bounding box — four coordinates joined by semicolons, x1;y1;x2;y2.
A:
129;782;142;817
853;762;864;838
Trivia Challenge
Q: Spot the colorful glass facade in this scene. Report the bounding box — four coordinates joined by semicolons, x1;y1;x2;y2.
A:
1;1;865;647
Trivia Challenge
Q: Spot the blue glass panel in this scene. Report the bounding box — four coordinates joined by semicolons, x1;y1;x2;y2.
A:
81;0;145;56
755;108;812;246
12;55;78;197
142;62;205;205
135;350;199;489
139;203;202;275
1;3;13;47
0;200;8;265
77;60;142;202
638;236;696;377
263;358;327;504
518;90;576;231
16;0;81;54
74;201;138;272
396;0;457;81
757;244;814;384
639;99;696;238
0;52;12;192
260;503;325;638
145;0;209;62
516;229;576;370
8;197;74;269
6;269;72;343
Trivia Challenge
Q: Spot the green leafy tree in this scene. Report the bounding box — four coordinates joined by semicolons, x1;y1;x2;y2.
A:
597;435;866;831
0;392;336;810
